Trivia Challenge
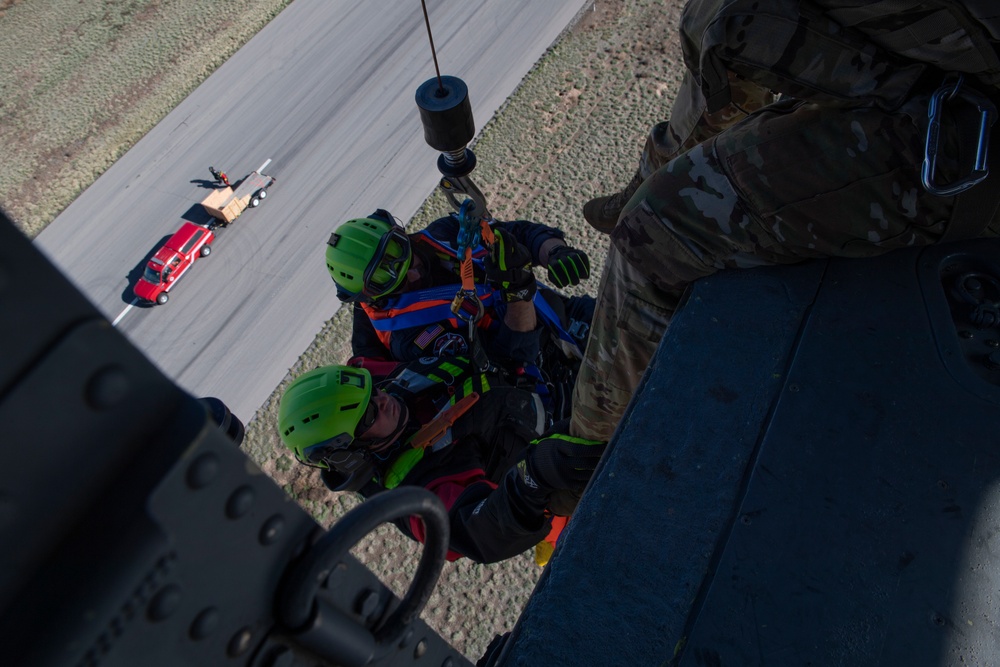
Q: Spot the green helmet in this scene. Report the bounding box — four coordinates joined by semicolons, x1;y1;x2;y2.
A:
326;210;412;302
277;365;375;472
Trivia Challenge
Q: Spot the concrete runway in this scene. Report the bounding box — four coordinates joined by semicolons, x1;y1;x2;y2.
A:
35;0;589;421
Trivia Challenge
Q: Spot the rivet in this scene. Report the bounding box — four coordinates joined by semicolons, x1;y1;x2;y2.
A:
186;453;220;489
259;514;285;545
225;485;255;519
147;585;181;622
189;607;219;640
985;350;1000;371
414;639;428;659
227;627;253;657
85;365;129;410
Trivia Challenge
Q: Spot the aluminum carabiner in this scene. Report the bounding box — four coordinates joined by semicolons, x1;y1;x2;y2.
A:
922;74;997;196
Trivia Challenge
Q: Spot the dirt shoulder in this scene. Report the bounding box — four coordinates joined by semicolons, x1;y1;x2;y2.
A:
3;0;686;660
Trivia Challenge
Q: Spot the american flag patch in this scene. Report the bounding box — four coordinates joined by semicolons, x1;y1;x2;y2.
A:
414;324;444;349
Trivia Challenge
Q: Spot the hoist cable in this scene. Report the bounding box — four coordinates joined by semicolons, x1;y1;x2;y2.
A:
420;0;444;93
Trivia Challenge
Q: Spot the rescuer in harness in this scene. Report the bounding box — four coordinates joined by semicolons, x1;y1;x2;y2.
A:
277;358;605;564
571;0;1000;443
326;208;595;420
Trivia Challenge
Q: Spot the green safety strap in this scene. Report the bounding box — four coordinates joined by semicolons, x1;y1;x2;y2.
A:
385;447;425;490
530;432;604;446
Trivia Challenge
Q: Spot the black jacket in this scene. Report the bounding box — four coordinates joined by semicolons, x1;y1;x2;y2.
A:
350;215;566;365
324;357;554;564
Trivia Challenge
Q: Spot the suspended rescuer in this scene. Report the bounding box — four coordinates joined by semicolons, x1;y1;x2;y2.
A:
277;356;606;564
571;0;1000;443
327;208;595;420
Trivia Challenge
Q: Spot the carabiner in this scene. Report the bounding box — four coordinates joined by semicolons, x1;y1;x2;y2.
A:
922;74;997;196
451;288;484;324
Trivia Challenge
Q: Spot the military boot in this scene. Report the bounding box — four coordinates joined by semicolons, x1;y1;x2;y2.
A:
582;169;644;234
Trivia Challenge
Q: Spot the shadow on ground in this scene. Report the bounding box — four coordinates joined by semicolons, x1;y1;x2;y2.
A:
191;178;224;190
181;202;218;227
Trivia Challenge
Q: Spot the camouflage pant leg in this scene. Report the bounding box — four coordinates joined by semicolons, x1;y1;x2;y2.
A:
569;244;674;442
622;95;971;288
639;71;777;178
573;95;996;441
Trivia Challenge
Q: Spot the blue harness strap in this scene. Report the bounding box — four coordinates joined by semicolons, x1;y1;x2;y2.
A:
371;284;496;332
372;227;584;358
532;285;583;357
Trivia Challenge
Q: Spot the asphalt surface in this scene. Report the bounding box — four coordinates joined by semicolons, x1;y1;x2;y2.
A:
35;0;589;421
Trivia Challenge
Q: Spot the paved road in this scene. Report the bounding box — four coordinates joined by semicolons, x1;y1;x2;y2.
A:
36;0;588;421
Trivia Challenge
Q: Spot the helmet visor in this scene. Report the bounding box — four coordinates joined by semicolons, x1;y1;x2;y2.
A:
359;226;411;301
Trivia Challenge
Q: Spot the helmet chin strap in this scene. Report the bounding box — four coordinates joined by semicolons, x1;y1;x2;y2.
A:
365;398;410;455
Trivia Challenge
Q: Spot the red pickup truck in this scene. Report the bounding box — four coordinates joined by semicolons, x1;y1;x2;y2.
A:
134;222;214;305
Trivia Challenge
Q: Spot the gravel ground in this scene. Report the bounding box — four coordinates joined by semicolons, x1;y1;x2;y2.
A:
3;0;687;660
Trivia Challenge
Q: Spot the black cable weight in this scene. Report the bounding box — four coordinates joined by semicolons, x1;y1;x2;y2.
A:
415;75;475;153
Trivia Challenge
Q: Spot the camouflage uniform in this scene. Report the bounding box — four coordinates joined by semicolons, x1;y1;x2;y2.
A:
571;0;1000;442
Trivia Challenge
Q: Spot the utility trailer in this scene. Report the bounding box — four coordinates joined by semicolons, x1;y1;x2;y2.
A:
200;158;275;226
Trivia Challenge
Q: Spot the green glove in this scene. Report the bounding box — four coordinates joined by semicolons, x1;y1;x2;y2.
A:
546;245;591;288
484;227;537;303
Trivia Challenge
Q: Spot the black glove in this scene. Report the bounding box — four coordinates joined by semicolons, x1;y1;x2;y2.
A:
484;227;537;303
545;244;591;288
522;434;607;495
